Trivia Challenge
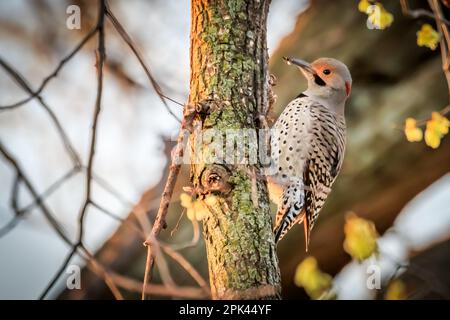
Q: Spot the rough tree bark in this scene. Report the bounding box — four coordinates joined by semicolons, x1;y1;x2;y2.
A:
188;0;281;299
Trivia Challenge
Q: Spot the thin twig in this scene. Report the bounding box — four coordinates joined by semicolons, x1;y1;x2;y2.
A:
85;185;210;299
39;246;78;299
0;142;106;301
0;28;98;110
11;173;20;214
397;0;450;131
151;237;177;289
83;247;124;300
160;243;210;295
109;272;209;299
105;2;183;122
88;181;209;298
76;0;106;246
381;249;450;299
0;216;20;239
19;167;79;214
91;170;134;207
0;141;70;243
411;104;450;127
36;1;115;300
429;0;450;95
134;202;177;296
170;208;186;237
0;58;81;166
90;200;126;223
141;128;186;299
400;0;450;26
40;240;126;300
0;0;209;302
169;219;201;251
0;174;23;238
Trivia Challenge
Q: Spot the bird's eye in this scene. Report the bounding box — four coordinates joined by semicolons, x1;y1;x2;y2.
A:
323;69;331;75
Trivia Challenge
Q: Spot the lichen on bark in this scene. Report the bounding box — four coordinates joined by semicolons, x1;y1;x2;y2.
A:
189;0;281;299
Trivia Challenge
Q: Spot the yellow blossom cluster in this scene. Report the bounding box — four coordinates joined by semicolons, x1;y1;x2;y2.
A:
343;212;379;261
293;213;411;299
294;256;333;300
180;193;217;221
425;112;450;148
385;279;408;300
417;24;440;50
404;118;423;142
404;112;449;148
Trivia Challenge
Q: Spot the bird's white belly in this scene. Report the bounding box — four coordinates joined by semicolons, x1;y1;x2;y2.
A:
268;98;313;203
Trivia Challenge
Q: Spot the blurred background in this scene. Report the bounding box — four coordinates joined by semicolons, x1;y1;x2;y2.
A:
0;0;449;300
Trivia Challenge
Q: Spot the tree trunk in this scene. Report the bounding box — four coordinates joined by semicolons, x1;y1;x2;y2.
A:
188;0;281;299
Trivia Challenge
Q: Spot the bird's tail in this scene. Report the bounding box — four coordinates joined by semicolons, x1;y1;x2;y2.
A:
273;181;305;243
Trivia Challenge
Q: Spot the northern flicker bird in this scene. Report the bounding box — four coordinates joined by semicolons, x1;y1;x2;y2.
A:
268;57;352;251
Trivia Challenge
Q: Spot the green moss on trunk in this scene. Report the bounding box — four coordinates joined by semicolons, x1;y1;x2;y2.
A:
189;0;281;299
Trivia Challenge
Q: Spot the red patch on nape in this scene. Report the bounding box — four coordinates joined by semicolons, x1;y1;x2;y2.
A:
345;81;351;97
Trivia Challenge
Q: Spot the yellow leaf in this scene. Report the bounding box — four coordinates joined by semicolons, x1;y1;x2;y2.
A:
431;112;450;135
404;118;423;142
294;256;333;300
193;200;208;221
186;200;210;221
367;3;393;30
343;213;379;261
417;24;440;50
204;194;218;206
186;207;195;221
379;12;393;29
424;112;449;149
385;280;407;300
180;193;193;209
425;120;442;149
358;0;370;12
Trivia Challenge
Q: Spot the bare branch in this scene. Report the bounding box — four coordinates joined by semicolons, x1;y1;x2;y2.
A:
37;0;117;300
0;142;110;301
91;171;134;207
0;0;208;302
109;272;209;299
104;2;183;122
19;168;79;214
83;248;125;300
11;173;20;214
429;0;450;95
141;128;186;299
0;141;70;243
39;247;78;299
90;200;126;223
0;168;78;239
0;58;81;166
160;243;210;296
0;28;98;110
76;0;106;246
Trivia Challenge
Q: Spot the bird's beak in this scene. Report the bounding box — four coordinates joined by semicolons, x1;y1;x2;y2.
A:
283;57;316;75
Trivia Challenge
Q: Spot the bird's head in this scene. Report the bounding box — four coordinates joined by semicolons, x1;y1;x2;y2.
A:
284;57;352;112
